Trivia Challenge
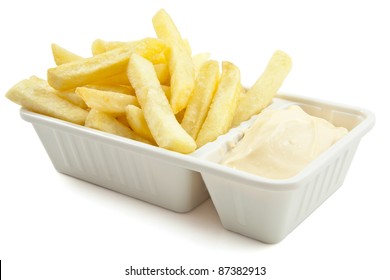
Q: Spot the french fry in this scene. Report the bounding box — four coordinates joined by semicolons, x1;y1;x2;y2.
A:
94;72;131;86
27;76;88;109
85;84;135;95
192;52;211;77
85;108;150;143
47;38;166;91
152;9;184;46
55;90;88;109
152;9;195;114
196;61;241;147
181;60;220;139
51;43;83;65
48;47;132;90
96;64;168;87
232;50;292;126
91;39;166;64
127;53;196;153
51;44;132;87
125;105;155;143
51;44;136;89
76;87;139;116
166;44;195;114
6;76;88;125
153;63;170;85
91;39;137;55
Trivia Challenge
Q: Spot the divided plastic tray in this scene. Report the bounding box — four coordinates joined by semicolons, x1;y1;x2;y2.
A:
20;93;375;243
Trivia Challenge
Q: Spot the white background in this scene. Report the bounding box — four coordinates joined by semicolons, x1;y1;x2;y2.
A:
1;0;389;279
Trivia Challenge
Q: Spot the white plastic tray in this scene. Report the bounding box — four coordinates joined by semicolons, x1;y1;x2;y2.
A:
20;93;375;243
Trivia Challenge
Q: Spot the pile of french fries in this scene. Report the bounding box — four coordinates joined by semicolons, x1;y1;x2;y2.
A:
5;9;292;154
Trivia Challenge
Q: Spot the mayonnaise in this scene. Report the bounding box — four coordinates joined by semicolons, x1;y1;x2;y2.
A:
222;106;348;179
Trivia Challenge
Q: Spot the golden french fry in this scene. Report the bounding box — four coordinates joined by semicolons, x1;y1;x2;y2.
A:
47;38;166;91
91;39;166;64
85;84;135;95
232;50;292;126
51;43;83;65
181;60;220;139
166;45;195;114
91;39;107;55
6;76;88;125
97;64;168;86
94;72;131;86
127;53;196;153
76;87;139;116
125;105;155;143
192;52;211;77
51;44;136;89
152;9;195;114
154;63;170;85
27;76;88;109
55;91;88;109
152;9;184;46
91;39;137;55
85;109;150;143
48;47;132;90
196;61;241;147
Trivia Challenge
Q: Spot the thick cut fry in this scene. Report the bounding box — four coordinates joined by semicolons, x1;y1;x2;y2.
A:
153;9;195;114
76;87;139;116
192;52;211;77
127;53;196;153
52;41;167;88
196;61;241;147
47;38;166;90
51;44;134;88
6;76;88;125
55;91;88;109
85;84;135;95
28;76;88;109
152;9;184;46
166;45;195;114
125;105;155;143
96;64;168;87
95;72;131;86
51;43;83;65
91;39;166;64
85;109;150;144
181;60;220;139
48;47;132;90
153;63;170;85
91;39;137;55
232;50;292;126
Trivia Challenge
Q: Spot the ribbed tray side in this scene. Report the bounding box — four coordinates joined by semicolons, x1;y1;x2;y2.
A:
202;141;361;244
288;141;360;233
32;123;209;212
